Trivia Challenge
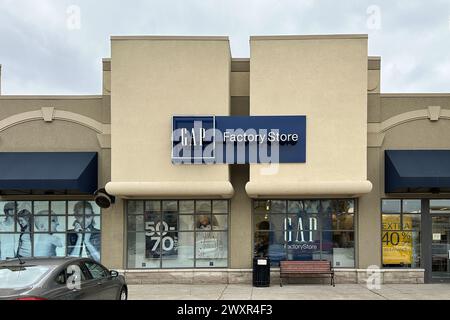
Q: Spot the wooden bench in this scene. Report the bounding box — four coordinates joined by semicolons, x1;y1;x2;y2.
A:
280;261;335;287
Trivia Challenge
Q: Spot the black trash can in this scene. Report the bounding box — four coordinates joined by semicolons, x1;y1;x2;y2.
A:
253;257;271;287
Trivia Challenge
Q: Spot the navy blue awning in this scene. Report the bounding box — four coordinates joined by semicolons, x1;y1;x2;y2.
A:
0;152;98;195
385;150;450;193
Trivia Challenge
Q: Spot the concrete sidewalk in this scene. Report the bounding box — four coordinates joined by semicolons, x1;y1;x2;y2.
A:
128;283;450;300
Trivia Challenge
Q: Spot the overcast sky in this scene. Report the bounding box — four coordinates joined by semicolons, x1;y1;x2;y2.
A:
0;0;449;94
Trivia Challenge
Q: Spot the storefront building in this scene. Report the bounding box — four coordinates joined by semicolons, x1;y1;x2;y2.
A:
1;34;449;284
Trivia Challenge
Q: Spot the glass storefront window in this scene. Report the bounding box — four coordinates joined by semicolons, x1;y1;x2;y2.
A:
382;231;421;268
162;201;177;212
332;212;354;231
430;200;450;214
213;215;228;231
179;215;194;231
127;200;229;269
254;201;270;214
162;232;194;268
322;231;355;268
287;201;303;214
286;231;321;262
87;201;101;215
51;216;66;232
34;201;49;215
270;201;286;213
128;215;144;232
128;201;143;215
144;211;159;227
253;199;356;268
196;201;212;214
0;202;15;233
403;200;421;213
304;200;320;214
268;214;287;231
179;201;195;214
254;231;270;258
34;234;66;257
163;212;178;230
402;214;421;231
145;201;161;212
382;199;421;268
51;202;66;215
0;201;101;262
127;232;160;269
213;201;228;214
196;215;212;230
286;213;319;232
33;212;49;233
382;214;401;230
196;231;228;267
382;200;401;213
332;199;355;214
0;234;20;260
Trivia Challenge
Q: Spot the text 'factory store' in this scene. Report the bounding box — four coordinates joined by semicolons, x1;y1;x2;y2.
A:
1;34;450;284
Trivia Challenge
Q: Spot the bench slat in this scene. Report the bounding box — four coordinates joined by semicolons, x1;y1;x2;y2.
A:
279;261;335;287
281;264;331;267
283;272;330;274
280;261;333;274
282;266;330;268
282;270;331;272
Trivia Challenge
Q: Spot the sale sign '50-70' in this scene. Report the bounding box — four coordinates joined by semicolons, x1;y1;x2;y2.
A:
145;215;178;259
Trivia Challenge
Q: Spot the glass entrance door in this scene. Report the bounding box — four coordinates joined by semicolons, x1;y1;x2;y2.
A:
431;215;450;281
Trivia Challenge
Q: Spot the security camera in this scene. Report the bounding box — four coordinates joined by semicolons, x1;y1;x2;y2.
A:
94;188;116;209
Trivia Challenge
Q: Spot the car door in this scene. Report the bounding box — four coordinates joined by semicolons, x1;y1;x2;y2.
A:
95;263;121;300
82;260;116;300
47;264;87;300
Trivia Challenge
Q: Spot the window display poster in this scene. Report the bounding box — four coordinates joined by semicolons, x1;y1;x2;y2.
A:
1;201;101;262
145;214;178;259
382;216;413;265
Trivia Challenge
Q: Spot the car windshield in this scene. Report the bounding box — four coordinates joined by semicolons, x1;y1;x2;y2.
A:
0;266;52;289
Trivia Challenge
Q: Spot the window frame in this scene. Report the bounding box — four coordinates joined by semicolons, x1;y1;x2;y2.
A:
381;198;422;269
125;199;230;270
83;260;110;280
252;199;357;269
0;200;101;261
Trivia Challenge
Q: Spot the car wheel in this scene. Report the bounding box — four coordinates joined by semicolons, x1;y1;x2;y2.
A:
119;287;128;301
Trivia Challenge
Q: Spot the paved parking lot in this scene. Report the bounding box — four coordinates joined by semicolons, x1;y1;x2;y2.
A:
128;283;450;300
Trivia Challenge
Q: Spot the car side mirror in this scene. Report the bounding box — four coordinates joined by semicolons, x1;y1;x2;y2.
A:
110;270;119;278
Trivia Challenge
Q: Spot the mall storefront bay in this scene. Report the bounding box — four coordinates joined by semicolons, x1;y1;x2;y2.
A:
1;35;450;284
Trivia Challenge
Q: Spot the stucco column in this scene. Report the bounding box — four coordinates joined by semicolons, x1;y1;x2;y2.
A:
358;147;382;268
230;165;252;268
101;198;125;269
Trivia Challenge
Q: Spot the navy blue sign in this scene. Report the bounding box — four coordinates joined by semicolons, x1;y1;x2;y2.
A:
172;116;307;164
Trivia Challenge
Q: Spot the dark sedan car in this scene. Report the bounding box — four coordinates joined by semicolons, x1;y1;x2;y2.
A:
0;257;127;300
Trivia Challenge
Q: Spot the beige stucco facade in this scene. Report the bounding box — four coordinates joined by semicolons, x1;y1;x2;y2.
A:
106;37;233;199
0;34;449;284
360;93;450;271
247;35;372;198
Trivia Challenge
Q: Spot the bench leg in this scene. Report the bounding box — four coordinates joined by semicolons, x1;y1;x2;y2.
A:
331;273;335;287
280;277;283;287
